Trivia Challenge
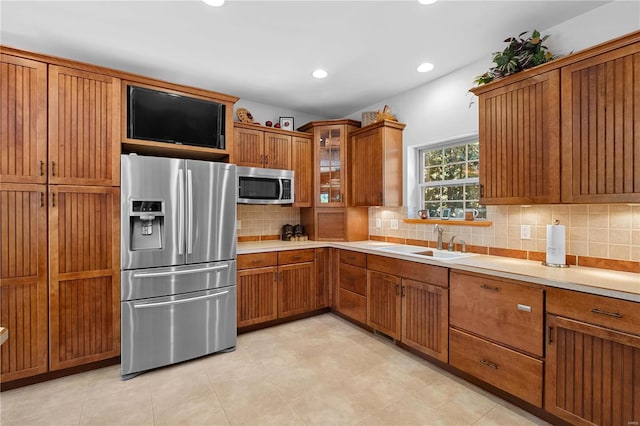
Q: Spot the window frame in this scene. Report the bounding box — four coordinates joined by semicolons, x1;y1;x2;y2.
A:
416;134;482;219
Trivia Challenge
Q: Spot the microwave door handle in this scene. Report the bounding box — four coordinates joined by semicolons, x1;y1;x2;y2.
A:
279;178;284;201
187;168;194;255
178;168;185;255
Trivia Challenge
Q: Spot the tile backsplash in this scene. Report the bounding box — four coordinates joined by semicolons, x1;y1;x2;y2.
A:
237;205;300;239
370;205;640;262
238;203;640;264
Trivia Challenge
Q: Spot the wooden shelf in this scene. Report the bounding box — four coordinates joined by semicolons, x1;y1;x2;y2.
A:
403;219;493;227
122;140;230;161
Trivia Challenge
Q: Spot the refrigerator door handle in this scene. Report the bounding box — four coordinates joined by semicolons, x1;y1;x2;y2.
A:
132;264;230;279
133;290;229;309
178;168;185;255
187;168;194;254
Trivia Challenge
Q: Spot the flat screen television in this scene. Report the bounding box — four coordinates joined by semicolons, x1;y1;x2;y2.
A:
127;85;225;149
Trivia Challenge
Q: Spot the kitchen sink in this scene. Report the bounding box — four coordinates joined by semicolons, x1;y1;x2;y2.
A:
375;244;476;261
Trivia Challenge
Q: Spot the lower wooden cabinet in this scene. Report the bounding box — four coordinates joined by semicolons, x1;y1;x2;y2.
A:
48;186;120;370
450;328;543;407
367;268;449;363
336;250;367;324
545;288;640;425
237;266;278;327
277;250;315;318
0;184;49;382
237;249;317;327
314;247;330;309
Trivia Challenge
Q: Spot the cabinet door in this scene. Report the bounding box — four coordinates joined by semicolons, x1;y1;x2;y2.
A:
351;127;383;206
0;55;48;184
233;127;265;168
367;270;401;339
48;185;120;370
0;184;48;382
48;66;120;186
545;315;640;425
292;135;312;207
478;70;560;204
316;125;346;206
264;132;291;169
237;266;277;327
401;279;448;363
278;262;315;318
561;43;640;203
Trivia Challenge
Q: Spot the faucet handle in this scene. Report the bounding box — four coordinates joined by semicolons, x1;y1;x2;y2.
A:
460;239;466;253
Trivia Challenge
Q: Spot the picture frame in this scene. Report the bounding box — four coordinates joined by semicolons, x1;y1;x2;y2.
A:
279;117;294;131
441;208;451;220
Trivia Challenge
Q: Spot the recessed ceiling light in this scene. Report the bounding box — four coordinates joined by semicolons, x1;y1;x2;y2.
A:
418;0;438;4
312;69;328;79
417;62;434;73
203;0;225;7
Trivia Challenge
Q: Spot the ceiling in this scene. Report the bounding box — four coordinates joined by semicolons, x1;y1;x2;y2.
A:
1;0;609;118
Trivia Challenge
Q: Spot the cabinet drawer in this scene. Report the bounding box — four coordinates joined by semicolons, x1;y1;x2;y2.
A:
237;252;277;270
450;328;543;408
339;263;367;296
367;254;448;288
278;249;315;265
338;289;366;324
339;250;367;268
450;271;544;357
547;287;640;336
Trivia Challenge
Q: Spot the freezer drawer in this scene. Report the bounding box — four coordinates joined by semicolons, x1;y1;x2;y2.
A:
121;260;236;301
121;286;237;376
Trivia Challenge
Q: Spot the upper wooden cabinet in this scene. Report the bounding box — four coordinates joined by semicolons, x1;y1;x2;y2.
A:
299;119;360;207
471;70;560;204
561;41;640;203
350;120;405;207
291;134;313;207
49;66;120;186
471;30;640;204
233;123;293;169
0;54;48;184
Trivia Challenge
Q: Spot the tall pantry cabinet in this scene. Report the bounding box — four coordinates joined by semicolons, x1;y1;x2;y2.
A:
0;50;120;383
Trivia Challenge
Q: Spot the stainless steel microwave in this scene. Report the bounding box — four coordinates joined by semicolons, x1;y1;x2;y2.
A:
237;166;294;204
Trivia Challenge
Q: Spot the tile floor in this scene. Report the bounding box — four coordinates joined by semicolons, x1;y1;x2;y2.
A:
0;314;550;426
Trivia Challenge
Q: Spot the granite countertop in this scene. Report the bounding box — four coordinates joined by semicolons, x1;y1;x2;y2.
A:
238;240;640;303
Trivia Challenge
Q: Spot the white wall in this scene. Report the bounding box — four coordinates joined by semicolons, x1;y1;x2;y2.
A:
346;1;640;208
234;99;327;131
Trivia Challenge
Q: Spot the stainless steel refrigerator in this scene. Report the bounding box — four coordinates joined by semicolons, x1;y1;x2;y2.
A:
120;154;236;379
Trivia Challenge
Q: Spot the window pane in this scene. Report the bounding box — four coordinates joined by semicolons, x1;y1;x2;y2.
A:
425;166;443;182
423;186;441;202
468;143;479;160
444;146;466;163
445;202;464;219
466;202;487;219
424;203;440;218
423;150;443;167
443;163;466;180
443;185;464;201
465;184;479;200
467;161;479;178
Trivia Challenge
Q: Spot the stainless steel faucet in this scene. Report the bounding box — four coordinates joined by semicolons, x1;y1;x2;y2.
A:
460;239;467;253
434;224;444;250
448;235;456;251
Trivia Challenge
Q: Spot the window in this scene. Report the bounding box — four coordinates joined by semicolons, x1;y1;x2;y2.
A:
418;137;485;220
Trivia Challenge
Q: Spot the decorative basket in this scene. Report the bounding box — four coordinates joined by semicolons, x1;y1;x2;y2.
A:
361;111;377;127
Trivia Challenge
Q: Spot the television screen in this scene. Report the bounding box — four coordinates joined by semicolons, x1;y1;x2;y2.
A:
127;85;225;149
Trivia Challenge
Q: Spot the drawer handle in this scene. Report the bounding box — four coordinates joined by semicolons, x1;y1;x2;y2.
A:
591;308;622;318
480;284;500;292
292;255;302;260
251;259;264;264
480;359;498;370
517;304;532;312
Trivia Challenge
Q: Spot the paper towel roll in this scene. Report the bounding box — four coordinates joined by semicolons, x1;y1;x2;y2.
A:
546;224;566;266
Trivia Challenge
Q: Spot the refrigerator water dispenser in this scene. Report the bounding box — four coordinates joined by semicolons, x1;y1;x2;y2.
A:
130;200;164;250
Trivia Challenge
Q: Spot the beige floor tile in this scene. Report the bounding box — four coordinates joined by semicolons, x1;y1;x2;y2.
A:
153;391;229;426
235;403;305;426
1;399;84;426
358;393;439;426
212;375;291;424
473;404;546;426
80;391;154;426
